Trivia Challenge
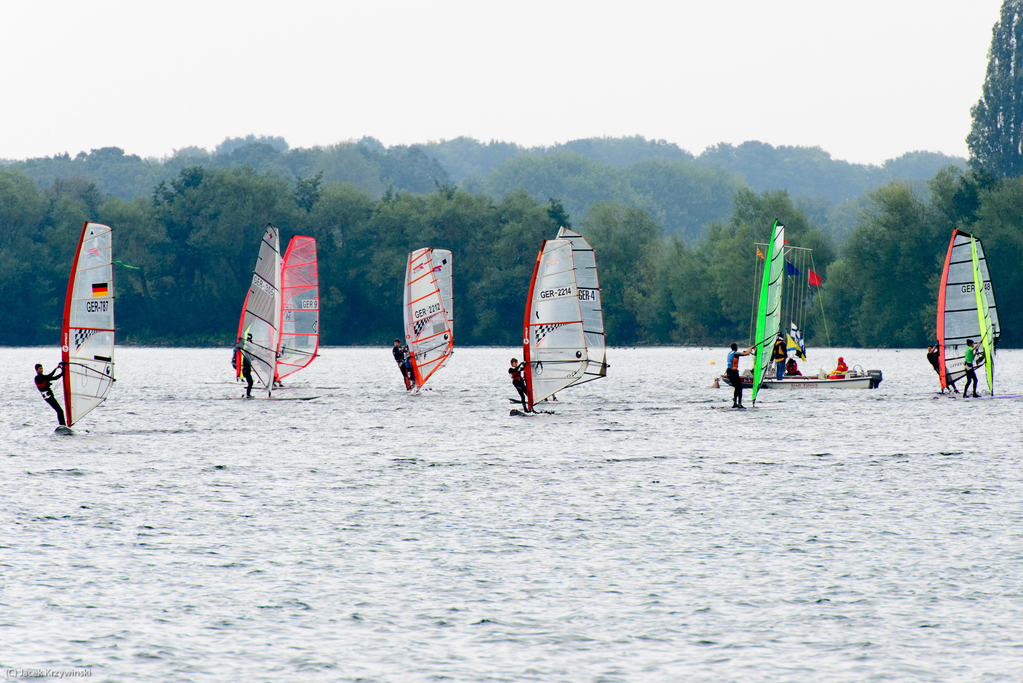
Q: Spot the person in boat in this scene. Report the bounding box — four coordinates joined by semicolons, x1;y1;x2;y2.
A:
509;358;529;412
771;335;787;380
34;363;67;427
785;357;801;376
392;339;414;391
963;339;980;398
927;344;958;394
726;343;752;408
828;356;849;379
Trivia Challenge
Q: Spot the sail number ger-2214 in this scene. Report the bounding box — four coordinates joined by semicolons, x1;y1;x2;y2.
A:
539;286;573;299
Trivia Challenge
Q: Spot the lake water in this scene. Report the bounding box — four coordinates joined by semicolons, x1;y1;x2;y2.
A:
2;346;1022;682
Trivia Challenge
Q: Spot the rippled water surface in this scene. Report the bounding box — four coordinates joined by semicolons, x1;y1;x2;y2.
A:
2;346;1023;682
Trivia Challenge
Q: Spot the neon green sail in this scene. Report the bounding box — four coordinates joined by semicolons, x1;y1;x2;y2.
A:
970;236;996;394
752;220;785;406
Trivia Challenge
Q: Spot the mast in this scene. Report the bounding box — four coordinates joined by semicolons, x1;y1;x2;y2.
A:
277;236;319;381
238;224;282;396
61;222;115;426
522;239;586;410
403;248;453;387
752;220;784;406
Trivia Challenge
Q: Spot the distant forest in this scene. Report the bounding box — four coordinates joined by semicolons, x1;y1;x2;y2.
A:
1;135;1020;351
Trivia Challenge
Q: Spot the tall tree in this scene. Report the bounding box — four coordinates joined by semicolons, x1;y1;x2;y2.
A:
968;0;1023;177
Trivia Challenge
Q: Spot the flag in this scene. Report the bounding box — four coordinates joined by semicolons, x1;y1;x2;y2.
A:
808;269;822;286
92;282;109;297
756;247;765;260
787;323;807;360
786;261;801;277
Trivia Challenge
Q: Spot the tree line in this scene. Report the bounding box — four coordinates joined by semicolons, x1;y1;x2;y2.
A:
1;162;1020;350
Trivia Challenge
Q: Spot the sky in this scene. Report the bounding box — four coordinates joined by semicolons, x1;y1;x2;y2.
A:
1;0;1006;165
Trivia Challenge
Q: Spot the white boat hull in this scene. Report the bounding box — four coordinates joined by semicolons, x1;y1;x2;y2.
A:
721;370;883;390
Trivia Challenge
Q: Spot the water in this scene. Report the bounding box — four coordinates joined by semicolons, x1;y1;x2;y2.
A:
2;347;1022;682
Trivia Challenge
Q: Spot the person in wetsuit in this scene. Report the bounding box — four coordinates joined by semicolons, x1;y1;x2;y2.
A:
726;343;751;408
927;344;958;394
34;363;66;426
393;339;414;391
238;350;254;397
509;358;529;412
963;339;980;398
771;335;787;380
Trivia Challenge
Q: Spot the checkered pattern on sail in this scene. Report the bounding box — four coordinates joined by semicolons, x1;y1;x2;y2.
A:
74;328;99;350
534;322;567;347
414;316;430;337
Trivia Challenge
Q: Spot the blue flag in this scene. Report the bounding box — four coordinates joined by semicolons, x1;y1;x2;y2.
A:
786;261;802;277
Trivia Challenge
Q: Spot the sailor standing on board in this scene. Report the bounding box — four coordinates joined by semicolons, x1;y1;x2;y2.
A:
726;343;752;409
963;339;980;398
509;358;529;412
393;339;414;391
927;344;958;394
34;363;67;426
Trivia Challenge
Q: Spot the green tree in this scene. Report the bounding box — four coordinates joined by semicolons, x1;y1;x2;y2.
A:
968;0;1023;177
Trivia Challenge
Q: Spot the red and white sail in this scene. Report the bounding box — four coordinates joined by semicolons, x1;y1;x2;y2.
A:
237;224;282;394
403;248;454;387
276;236;319;380
61;222;115;426
522;239;586;409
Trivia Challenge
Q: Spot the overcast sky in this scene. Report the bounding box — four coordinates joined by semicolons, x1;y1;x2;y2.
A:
2;0;1005;165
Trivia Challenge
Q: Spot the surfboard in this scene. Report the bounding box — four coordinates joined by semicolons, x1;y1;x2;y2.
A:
54;425;75;435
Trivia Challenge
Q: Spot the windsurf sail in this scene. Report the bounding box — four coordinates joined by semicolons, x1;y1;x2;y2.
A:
238;224;282;394
61;222;115;426
277;236;319;381
752;220;785;406
403;248;454;387
970;235;996;393
937;229;999;391
522;239;586;409
556;227;607;385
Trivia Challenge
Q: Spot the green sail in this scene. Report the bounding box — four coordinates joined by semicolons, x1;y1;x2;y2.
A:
752;220;785;405
970;236;996;393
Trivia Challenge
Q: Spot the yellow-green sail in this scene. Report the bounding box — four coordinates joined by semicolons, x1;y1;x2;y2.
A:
970;236;996;394
752;220;785;406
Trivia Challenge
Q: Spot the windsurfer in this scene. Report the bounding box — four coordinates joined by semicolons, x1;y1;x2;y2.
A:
963;339;980;398
34;363;67;426
509;358;529;412
726;343;752;408
393;339;414;391
772;335;787;380
239;350;254;397
927;344;958;393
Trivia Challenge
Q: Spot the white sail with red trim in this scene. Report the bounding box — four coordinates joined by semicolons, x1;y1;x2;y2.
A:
277;236;319;380
61;222;115;426
403;248;454;387
522;239;586;408
238;224;282;394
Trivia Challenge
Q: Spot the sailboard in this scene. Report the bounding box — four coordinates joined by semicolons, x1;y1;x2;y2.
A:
403;248;454;388
556;227;607;386
277;236;319;381
751;220;785;406
522;239;586;410
237;224;282;396
61;222;116;426
937;229;999;393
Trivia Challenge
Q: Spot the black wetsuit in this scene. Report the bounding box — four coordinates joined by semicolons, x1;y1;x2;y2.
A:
509;363;528;411
963;347;979;397
726;349;744;407
237;350;254;397
393;345;413;389
35;367;66;426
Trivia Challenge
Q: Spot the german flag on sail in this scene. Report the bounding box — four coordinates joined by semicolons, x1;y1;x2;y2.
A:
92;282;109;297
